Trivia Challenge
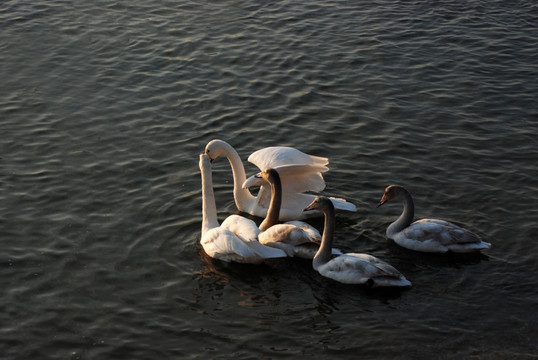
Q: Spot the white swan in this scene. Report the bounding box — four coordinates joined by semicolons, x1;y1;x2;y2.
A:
204;139;356;220
304;196;411;287
377;185;491;253
244;167;328;259
199;153;287;263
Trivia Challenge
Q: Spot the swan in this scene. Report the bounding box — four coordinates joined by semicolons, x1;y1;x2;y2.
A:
199;153;287;263
377;185;491;253
244;167;333;259
303;196;412;287
204;139;356;220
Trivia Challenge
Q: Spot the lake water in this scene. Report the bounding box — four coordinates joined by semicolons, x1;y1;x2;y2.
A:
1;1;537;359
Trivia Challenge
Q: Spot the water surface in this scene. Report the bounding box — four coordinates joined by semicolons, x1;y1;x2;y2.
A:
1;1;537;359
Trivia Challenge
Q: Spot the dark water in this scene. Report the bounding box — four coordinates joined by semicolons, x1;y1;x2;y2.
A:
1;1;537;359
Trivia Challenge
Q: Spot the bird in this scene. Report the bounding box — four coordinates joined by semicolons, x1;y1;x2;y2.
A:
245;167;340;259
377;185;491;253
204;139;356;221
198;153;287;263
303;196;411;287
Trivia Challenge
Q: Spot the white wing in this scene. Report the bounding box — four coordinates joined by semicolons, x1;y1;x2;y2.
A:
201;227;286;263
248;148;329;195
248;146;328;170
221;215;260;242
273;164;328;194
243;163;328;210
201;228;260;262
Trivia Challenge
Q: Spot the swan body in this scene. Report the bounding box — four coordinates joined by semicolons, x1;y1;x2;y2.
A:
199;154;287;263
304;196;411;287
378;185;491;253
204;139;356;220
248;167;329;259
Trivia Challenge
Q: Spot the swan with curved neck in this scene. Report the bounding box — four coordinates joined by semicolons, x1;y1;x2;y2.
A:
245;167;328;259
378;185;491;253
204;139;356;220
199;153;287;263
303;196;411;287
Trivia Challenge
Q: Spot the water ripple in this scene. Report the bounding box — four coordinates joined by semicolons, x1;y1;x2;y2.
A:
1;0;537;359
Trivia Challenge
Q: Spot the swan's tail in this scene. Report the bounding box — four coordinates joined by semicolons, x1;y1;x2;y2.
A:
448;241;491;253
372;277;412;288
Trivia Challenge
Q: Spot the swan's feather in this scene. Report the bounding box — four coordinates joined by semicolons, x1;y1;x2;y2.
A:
220;215;260;242
259;223;321;246
380;184;490;253
317;253;410;286
250;150;329;195
242;164;328;208
201;227;286;263
258;221;322;258
243;163;328;195
248;146;328;170
201;228;259;262
274;163;328;193
392;219;491;253
258;231;339;259
200;150;287;264
329;197;357;212
206;140;356;220
244;240;288;259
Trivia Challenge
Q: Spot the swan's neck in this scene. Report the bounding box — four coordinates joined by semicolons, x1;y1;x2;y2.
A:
220;142;255;207
387;189;414;236
259;173;282;231
313;205;335;270
200;159;219;237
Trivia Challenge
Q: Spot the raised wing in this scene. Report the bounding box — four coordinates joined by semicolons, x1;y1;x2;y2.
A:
273;163;328;194
248;146;328;171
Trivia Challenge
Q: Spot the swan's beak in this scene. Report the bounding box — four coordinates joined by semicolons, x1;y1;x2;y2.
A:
303;204;315;212
377;195;388;208
204;151;215;163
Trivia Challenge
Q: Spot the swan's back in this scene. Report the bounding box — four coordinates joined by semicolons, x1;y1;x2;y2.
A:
201;227;286;263
393;219;491;253
220;215;260;242
259;224;318;246
317;253;411;287
258;222;321;258
201;228;259;262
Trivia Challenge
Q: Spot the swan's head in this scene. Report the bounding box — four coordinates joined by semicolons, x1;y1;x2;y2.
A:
378;185;406;207
303;196;333;212
257;168;279;183
204;139;229;162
